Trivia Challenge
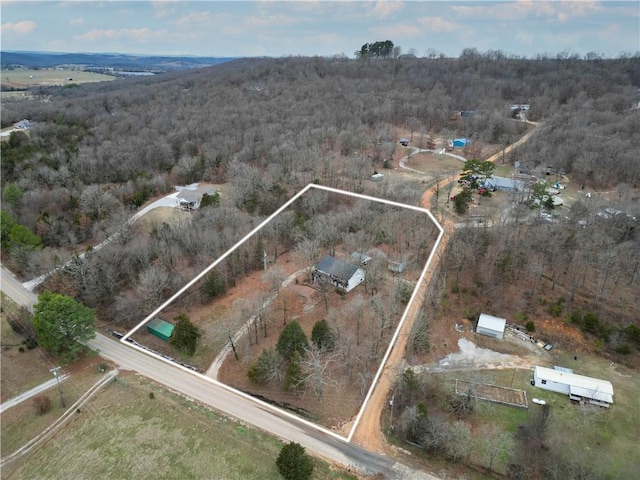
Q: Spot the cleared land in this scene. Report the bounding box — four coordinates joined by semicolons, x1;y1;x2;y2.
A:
1;373;356;480
1;68;114;88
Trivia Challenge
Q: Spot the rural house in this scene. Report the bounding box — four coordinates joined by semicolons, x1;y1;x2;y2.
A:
175;184;217;210
312;255;365;293
476;313;507;339
482;176;524;192
532;366;614;408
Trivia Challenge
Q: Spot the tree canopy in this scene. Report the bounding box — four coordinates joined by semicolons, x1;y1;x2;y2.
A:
311;319;335;351
33;291;96;362
357;40;395;59
276;321;308;360
276;442;314;480
170;313;201;356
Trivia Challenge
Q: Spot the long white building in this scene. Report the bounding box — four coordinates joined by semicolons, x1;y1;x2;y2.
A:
532;366;614;407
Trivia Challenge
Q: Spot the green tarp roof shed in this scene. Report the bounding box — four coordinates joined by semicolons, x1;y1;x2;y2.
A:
147;318;174;342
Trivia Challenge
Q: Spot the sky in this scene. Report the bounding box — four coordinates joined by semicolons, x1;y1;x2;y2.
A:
1;1;638;59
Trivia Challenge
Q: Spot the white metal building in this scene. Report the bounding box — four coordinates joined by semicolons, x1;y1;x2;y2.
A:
532;366;614;407
476;313;507;339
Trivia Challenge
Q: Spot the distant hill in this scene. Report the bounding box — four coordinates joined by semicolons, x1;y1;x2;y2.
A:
1;51;237;72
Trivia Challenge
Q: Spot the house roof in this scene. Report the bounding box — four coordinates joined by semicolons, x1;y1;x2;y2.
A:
176;184;217;204
535;366;613;403
484;176;524;191
315;255;358;282
477;313;506;333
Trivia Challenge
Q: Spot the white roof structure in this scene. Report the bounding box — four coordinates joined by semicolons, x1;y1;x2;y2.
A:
477;313;506;333
534;366;613;404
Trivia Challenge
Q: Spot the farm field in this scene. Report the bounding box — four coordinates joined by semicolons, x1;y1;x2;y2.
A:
1;68;115;88
1;373;356;480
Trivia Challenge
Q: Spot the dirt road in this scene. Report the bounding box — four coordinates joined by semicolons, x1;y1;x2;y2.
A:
350;121;541;455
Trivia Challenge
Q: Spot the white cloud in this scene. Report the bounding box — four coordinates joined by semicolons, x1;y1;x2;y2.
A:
1;20;36;35
69;18;84;26
371;1;405;19
416;16;457;33
76;27;167;43
451;0;604;23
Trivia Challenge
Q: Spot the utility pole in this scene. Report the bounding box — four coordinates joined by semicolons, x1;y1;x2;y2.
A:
50;366;66;408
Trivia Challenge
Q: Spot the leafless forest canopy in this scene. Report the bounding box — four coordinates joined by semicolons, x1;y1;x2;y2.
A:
1;53;639;336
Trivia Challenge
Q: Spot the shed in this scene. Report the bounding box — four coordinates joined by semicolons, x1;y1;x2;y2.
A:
388;260;407;273
147;318;174;342
452;138;471;148
351;252;372;266
313;255;365;293
533;366;613;407
476;313;506;339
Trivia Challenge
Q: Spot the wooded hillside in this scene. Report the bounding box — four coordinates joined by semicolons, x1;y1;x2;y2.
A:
1;54;638;351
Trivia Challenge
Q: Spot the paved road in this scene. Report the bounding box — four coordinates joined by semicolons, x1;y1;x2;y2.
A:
1;266;437;479
1;266;37;311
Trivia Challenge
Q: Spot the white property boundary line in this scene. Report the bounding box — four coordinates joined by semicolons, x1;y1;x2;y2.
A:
120;183;444;444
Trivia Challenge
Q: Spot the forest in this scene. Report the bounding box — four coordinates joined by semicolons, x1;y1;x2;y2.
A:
1;51;639;478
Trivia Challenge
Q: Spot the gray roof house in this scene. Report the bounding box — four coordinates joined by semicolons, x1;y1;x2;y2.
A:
176;184;217;210
313;255;365;293
483;176;524;192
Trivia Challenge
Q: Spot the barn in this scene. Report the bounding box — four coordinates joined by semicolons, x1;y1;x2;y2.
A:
313;255;365;293
532;366;614;407
147;318;174;342
476;313;507;339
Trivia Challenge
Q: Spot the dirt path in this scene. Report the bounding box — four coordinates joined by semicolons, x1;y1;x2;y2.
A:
205;269;305;379
350;121;541;455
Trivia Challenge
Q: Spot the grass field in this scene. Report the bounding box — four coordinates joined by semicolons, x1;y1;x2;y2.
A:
0;294;53;402
1;68;114;87
2;373;356;480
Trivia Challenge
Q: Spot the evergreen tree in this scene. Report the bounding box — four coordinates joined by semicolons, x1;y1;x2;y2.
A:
276;442;314;480
170;313;201;356
311;319;335;351
276;321;308;360
33;291;95;362
199;270;227;301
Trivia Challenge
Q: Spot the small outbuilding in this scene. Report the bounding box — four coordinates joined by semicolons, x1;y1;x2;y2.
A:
451;138;471;148
476;313;507;339
313;255;365;293
147;318;174;342
532;366;614;407
351;252;372;266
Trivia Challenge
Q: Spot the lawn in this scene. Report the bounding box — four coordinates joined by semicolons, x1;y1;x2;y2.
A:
0;294;53;402
2;373;356;480
426;356;640;479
